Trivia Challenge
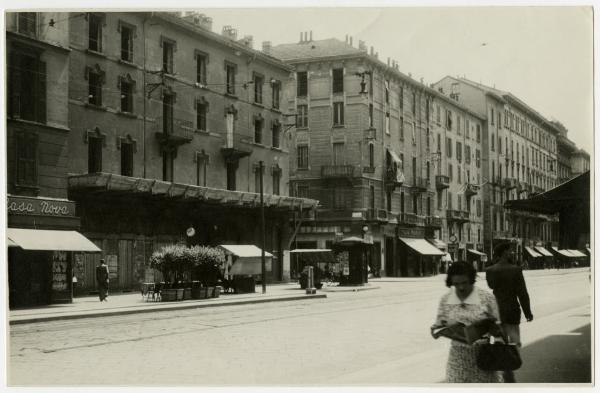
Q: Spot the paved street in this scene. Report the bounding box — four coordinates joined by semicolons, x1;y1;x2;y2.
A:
8;269;591;386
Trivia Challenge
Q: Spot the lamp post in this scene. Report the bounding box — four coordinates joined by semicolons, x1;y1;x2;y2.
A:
259;160;266;294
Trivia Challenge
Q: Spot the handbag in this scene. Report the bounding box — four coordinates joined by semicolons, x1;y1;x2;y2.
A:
476;335;522;371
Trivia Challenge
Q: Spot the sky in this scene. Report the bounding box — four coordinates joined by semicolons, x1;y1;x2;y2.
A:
200;6;593;152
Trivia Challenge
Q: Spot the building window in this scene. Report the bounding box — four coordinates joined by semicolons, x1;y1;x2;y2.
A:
399;87;404;110
412;92;416;115
333;102;344;126
400;117;404;140
437;191;443;209
196;101;207;131
88;13;103;52
476;149;481;168
491;108;495;125
457;116;462;135
385;112;390;134
297;185;309;198
120;141;134;177
8;50;46;123
436;104;440;123
369;143;374;168
297;105;308;128
162;93;174;134
448;163;453;181
465;145;471;165
297;145;308;169
491;133;495;151
271;80;281;109
120;24;133;62
477;199;482;216
254;118;263;144
18;13;37;36
272;122;281;148
226;162;236;191
456;142;462;162
333;142;345;165
369;104;374;127
120;78;133;113
88;68;103;106
297;71;308;97
15;132;38;187
253;73;263;104
400;153;404;172
446;137;452;158
88;135;103;173
446;109;452;130
332;68;344;93
437;134;441;152
272;168;281;195
163;40;174;74
196;53;207;85
196;153;208;187
226;63;236;95
384;80;390;104
254;166;261;193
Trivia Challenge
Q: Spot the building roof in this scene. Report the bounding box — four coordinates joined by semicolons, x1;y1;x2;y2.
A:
444;76;562;134
271;38;365;61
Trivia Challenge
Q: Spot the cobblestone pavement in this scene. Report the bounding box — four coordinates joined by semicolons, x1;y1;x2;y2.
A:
8;270;590;386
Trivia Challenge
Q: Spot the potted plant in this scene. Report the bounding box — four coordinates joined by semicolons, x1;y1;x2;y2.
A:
191;246;225;299
150;244;193;301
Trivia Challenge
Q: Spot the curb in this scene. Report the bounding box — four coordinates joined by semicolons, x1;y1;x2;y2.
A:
320;285;380;293
9;294;327;325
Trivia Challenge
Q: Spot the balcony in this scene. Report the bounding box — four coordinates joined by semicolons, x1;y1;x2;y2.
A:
385;167;405;188
366;208;389;222
221;132;252;162
315;209;357;221
412;177;430;192
398;212;418;226
364;127;376;140
321;165;357;179
503;178;518;190
154;116;194;148
435;175;450;190
490;176;503;187
464;183;480;198
446;209;470;223
425;215;443;229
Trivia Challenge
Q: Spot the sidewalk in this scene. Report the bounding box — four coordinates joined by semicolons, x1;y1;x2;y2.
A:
9;282;326;325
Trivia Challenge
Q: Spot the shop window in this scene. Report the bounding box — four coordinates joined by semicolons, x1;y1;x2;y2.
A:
15;132;38;187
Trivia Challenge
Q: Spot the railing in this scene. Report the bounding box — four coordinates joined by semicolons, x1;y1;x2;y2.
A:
398;212;418;225
425;215;443;228
503;178;518;190
316;209;356;221
366;209;389;221
494;230;512;239
321;165;357;178
154;116;194;145
435;175;450;190
413;177;430;191
220;132;252;160
364;127;376;140
446;209;470;222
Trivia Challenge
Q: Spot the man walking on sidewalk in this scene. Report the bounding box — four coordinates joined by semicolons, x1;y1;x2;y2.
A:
485;242;534;382
96;259;110;302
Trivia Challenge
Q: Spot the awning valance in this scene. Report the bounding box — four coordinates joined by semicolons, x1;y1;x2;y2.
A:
399;238;445;256
524;246;542;258
534;247;553;257
6;228;101;252
468;249;487;257
219;244;273;258
568;249;587;257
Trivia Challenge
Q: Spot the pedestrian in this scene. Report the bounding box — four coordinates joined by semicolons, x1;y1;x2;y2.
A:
431;261;504;383
96;259;110;302
485;242;533;383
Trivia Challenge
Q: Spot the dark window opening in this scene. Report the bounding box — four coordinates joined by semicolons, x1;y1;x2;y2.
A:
272;123;281;148
196;102;207;131
196;54;207;84
88;71;102;106
18;13;37;35
88;136;103;173
296;105;308;128
226;64;236;95
333;102;344;125
120;80;133;113
120;142;133;176
254;118;263;144
162;93;174;134
162;150;173;182
88;13;102;52
15;132;38;187
297;71;307;97
254;74;263;104
332;68;344;93
273;170;281;195
8;51;46;123
272;80;281;109
120;25;133;62
297;145;309;169
162;41;174;74
226;162;237;191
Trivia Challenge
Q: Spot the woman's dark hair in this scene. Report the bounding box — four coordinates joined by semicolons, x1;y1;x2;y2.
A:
445;261;477;288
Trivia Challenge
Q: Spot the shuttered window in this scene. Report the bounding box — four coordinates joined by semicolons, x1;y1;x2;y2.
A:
15;132;38;187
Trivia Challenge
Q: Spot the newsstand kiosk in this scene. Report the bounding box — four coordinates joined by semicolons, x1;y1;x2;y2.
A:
333;236;372;286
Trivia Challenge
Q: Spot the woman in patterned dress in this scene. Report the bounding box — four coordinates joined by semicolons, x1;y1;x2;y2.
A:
431;261;504;383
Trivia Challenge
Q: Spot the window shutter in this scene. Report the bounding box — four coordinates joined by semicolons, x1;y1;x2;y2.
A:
36;60;46;124
8;53;21;119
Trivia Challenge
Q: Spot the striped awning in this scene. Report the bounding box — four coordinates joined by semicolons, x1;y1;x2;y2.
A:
568;249;587;257
535;246;553;257
524;246;542;258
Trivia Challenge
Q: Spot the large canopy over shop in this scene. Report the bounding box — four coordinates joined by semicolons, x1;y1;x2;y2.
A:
7;229;101;252
504;171;589;250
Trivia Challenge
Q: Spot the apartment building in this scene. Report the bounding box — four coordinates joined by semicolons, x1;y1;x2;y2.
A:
434;77;560;263
272;36;485;277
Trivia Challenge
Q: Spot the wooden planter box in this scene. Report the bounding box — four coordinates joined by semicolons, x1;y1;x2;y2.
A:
183;288;192;300
207;287;215;298
213;286;221;298
191;287;203;299
161;288;179;302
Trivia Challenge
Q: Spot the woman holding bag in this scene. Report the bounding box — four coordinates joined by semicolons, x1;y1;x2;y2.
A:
431;261;504;383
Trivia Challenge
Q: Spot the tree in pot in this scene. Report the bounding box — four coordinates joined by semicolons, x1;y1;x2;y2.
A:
191;246;225;298
149;244;193;301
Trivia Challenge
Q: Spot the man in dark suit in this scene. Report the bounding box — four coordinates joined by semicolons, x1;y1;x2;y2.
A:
95;259;110;302
485;242;533;382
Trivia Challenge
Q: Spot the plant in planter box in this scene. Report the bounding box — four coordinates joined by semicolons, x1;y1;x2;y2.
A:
190;246;225;298
150;244;195;301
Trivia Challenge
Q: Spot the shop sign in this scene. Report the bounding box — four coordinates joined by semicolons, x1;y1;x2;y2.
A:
7;196;75;217
398;227;425;238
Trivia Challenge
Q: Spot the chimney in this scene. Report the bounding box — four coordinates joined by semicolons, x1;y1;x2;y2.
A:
358;40;367;52
222;26;238;40
262;41;272;55
304;32;308;42
238;35;253;49
349;36;353;46
299;32;303;42
387;57;390;66
310;30;313;41
200;16;213;31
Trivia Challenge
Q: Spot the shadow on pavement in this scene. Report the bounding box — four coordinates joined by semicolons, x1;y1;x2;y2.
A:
516;324;591;383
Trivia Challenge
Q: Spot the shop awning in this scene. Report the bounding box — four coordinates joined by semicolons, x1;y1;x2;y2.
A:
442;253;452;262
568;249;587;257
552;247;575;258
524;246;542;258
468;249;487;257
6;228;101;252
586;248;592;255
219;244;273;258
399;238;445;256
534;247;553;257
428;238;447;250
